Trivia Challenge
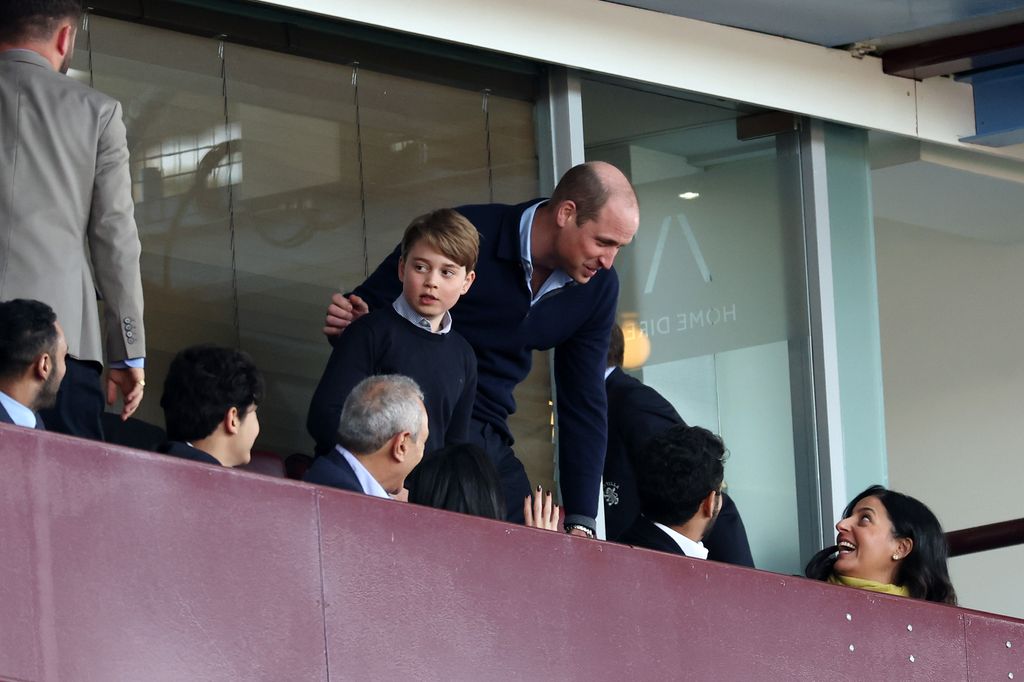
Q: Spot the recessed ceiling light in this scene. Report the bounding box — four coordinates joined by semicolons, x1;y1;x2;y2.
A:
678;192;700;200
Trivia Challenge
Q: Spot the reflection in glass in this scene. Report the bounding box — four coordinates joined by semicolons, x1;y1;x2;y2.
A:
85;17;235;431
583;79;813;573
77;16;542;465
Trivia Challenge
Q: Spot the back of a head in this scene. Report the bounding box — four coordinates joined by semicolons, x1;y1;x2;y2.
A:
0;1;83;45
549;161;636;226
0;299;58;381
336;375;424;454
400;208;480;271
634;423;725;527
160;344;264;442
408;443;505;520
607;322;624;368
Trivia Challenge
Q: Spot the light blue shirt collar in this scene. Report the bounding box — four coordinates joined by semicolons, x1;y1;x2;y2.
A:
519;201;574;305
0;390;37;429
392;295;452;334
336;445;391;499
653;521;709;560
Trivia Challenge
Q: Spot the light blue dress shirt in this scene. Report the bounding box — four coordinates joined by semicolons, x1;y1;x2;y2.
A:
0;390;37;428
518;200;575;304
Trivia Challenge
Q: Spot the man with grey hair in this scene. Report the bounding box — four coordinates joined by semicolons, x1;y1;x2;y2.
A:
304;374;429;499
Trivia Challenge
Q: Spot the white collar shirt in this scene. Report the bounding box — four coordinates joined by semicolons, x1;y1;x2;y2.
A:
653;521;709;560
392;295;452;334
337;445;391;499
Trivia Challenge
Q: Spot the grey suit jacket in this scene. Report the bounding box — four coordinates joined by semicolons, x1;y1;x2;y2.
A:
0;49;145;365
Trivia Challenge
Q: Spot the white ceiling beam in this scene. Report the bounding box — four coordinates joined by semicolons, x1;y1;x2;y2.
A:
254;0;1024;161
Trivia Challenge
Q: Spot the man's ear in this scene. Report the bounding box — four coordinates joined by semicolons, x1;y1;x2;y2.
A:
55;24;75;58
554;200;577;228
391;431;412;462
32;352;51;381
700;490;718;519
224;406;241;436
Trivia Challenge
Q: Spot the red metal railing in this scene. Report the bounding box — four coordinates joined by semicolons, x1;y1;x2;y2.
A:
948;518;1024;557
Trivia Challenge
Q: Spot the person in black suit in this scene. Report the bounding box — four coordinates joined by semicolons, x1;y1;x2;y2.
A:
304;375;429;501
157;345;265;467
0;299;67;430
604;323;754;566
620;423;726;559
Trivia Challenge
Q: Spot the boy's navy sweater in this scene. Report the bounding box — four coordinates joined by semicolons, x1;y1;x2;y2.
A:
343;200;617;524
308;305;477;456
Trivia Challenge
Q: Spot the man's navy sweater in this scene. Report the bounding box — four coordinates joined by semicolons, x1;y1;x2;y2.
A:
346;200;617;523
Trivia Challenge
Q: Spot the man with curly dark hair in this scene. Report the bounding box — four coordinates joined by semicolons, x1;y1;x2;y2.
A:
619;423;727;560
157;345;265;468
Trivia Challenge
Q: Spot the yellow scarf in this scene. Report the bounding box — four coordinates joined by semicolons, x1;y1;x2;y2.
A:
828;573;910;597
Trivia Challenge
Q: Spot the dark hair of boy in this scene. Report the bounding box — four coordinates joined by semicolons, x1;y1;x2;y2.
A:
160;345;265;442
635;423;726;526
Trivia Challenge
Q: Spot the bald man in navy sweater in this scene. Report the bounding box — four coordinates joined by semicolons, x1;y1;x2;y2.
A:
325;162;638;536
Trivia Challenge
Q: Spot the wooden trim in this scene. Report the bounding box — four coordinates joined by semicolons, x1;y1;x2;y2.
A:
882;23;1024;79
946;517;1024;557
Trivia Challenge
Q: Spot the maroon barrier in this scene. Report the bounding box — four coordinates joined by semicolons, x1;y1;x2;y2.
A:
2;423;1023;681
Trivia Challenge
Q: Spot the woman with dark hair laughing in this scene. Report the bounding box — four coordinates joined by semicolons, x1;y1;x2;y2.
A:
805;485;957;605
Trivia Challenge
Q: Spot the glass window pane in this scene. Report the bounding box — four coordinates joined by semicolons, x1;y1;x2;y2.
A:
85;16;234;431
583;79;813;573
357;70;492;265
77;15;543;467
224;43;362;454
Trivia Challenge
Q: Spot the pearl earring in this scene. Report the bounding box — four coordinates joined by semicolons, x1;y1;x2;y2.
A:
892;553;900;561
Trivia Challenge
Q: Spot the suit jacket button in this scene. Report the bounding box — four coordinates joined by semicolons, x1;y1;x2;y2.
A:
127;338;135;344
126;331;133;338
123;317;131;324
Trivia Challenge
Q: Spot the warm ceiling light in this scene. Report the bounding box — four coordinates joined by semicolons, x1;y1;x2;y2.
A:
678;192;700;200
619;316;651;369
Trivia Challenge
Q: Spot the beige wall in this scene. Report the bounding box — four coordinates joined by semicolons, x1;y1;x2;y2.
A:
876;216;1024;619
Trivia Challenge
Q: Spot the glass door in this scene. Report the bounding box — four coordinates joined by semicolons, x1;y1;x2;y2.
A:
582;79;817;573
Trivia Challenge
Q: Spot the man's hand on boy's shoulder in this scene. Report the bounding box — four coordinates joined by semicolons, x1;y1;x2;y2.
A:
324;293;369;336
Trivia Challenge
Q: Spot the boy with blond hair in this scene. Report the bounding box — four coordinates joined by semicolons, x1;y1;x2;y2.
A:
307;209;478;457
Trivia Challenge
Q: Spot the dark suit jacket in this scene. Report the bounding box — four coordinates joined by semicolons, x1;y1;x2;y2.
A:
157;441;220;466
620;515;688;557
604;367;683;541
304;448;364;494
0;401;13;426
604;367;754;567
